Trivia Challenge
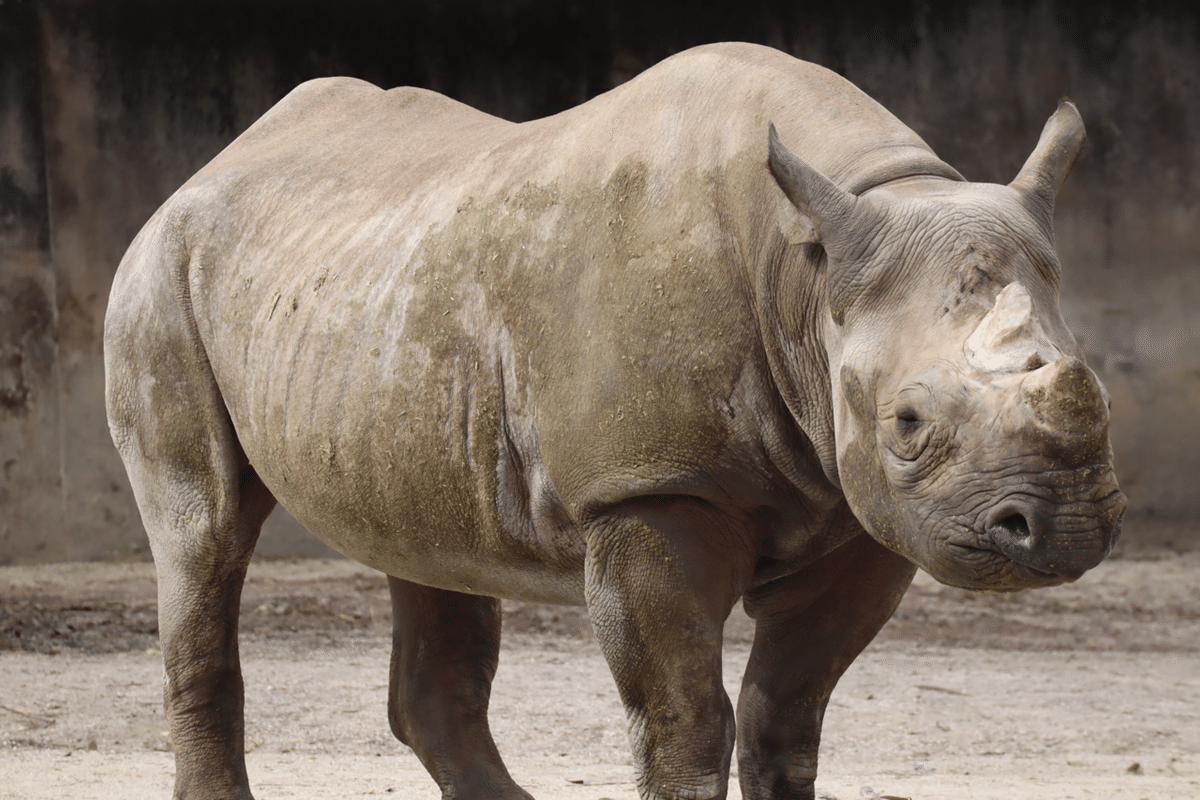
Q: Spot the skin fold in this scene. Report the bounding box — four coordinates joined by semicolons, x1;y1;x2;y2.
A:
105;42;1124;800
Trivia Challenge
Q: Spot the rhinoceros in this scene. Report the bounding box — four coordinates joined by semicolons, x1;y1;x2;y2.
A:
105;42;1124;800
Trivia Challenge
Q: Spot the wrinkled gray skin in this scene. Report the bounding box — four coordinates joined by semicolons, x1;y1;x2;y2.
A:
105;43;1125;800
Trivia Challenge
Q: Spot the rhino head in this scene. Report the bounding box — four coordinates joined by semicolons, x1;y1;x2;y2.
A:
769;103;1126;590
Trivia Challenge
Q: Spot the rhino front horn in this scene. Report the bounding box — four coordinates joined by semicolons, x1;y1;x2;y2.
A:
964;283;1063;373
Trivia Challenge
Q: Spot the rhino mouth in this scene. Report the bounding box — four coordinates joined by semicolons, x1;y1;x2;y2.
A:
945;541;1062;587
970;531;1073;581
943;496;1123;587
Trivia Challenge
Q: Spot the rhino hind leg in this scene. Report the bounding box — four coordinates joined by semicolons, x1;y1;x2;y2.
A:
106;226;277;799
736;534;916;800
387;577;534;800
148;463;274;800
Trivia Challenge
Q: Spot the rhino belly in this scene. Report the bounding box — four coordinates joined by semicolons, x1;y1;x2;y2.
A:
205;274;586;605
239;359;585;604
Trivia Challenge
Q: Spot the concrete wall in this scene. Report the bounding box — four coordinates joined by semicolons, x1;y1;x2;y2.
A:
1;0;1196;563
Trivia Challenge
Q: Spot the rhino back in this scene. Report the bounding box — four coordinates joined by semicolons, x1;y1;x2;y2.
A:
137;43;951;600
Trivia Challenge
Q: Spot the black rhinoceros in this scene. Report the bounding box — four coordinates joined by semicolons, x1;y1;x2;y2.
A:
105;42;1125;800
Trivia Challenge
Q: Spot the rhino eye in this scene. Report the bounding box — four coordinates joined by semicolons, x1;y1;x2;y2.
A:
895;408;922;432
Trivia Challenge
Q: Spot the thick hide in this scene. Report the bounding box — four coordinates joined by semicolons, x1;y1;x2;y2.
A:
105;43;1124;800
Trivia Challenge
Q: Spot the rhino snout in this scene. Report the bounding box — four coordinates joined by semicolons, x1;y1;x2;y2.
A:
982;494;1123;581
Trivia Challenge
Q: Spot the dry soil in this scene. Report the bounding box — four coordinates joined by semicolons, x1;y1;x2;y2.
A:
1;543;1198;800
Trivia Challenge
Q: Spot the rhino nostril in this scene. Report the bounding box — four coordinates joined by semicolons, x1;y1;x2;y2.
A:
995;513;1031;540
986;510;1037;558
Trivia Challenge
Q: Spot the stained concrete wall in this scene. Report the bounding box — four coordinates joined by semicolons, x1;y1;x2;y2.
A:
1;0;1197;563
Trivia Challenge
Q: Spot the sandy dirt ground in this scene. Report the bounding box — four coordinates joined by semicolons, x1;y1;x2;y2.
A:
2;543;1198;800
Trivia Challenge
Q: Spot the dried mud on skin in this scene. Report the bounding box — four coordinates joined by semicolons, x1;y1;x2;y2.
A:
1;550;1198;799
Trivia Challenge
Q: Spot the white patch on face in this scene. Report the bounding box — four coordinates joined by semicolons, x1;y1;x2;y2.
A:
964;282;1063;373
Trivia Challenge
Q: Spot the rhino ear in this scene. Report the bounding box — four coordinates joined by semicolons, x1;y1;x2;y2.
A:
768;123;877;325
767;123;861;246
1009;101;1086;223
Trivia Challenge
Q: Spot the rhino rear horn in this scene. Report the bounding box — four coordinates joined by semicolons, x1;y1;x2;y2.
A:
1009;101;1087;225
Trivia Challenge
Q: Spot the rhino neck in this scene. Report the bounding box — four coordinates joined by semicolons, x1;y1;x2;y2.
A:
752;239;842;491
834;151;966;196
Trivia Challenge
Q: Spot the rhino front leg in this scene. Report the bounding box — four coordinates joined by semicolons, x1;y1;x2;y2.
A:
387;577;534;800
584;498;755;800
736;533;916;800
